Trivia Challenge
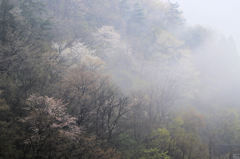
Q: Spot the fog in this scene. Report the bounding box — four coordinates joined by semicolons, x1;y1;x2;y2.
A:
1;0;240;158
178;0;240;51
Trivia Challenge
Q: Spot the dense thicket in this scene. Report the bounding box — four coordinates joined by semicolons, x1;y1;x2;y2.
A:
1;0;240;159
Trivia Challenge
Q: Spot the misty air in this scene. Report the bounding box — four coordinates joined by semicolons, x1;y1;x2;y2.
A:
0;0;240;159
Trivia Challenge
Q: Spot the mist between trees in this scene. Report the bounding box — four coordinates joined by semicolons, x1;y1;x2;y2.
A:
0;0;240;159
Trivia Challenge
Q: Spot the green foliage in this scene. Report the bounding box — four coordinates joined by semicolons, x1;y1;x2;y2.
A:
140;150;170;159
113;133;141;159
0;0;239;159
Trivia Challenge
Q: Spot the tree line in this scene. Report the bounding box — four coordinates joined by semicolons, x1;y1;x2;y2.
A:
1;0;240;159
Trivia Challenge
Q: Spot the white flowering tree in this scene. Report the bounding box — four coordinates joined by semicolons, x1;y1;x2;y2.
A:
21;95;80;158
21;94;121;159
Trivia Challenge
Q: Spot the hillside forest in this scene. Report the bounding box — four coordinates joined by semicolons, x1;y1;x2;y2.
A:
1;0;240;159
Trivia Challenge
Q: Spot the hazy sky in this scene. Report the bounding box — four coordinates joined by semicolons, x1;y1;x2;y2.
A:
176;0;240;51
